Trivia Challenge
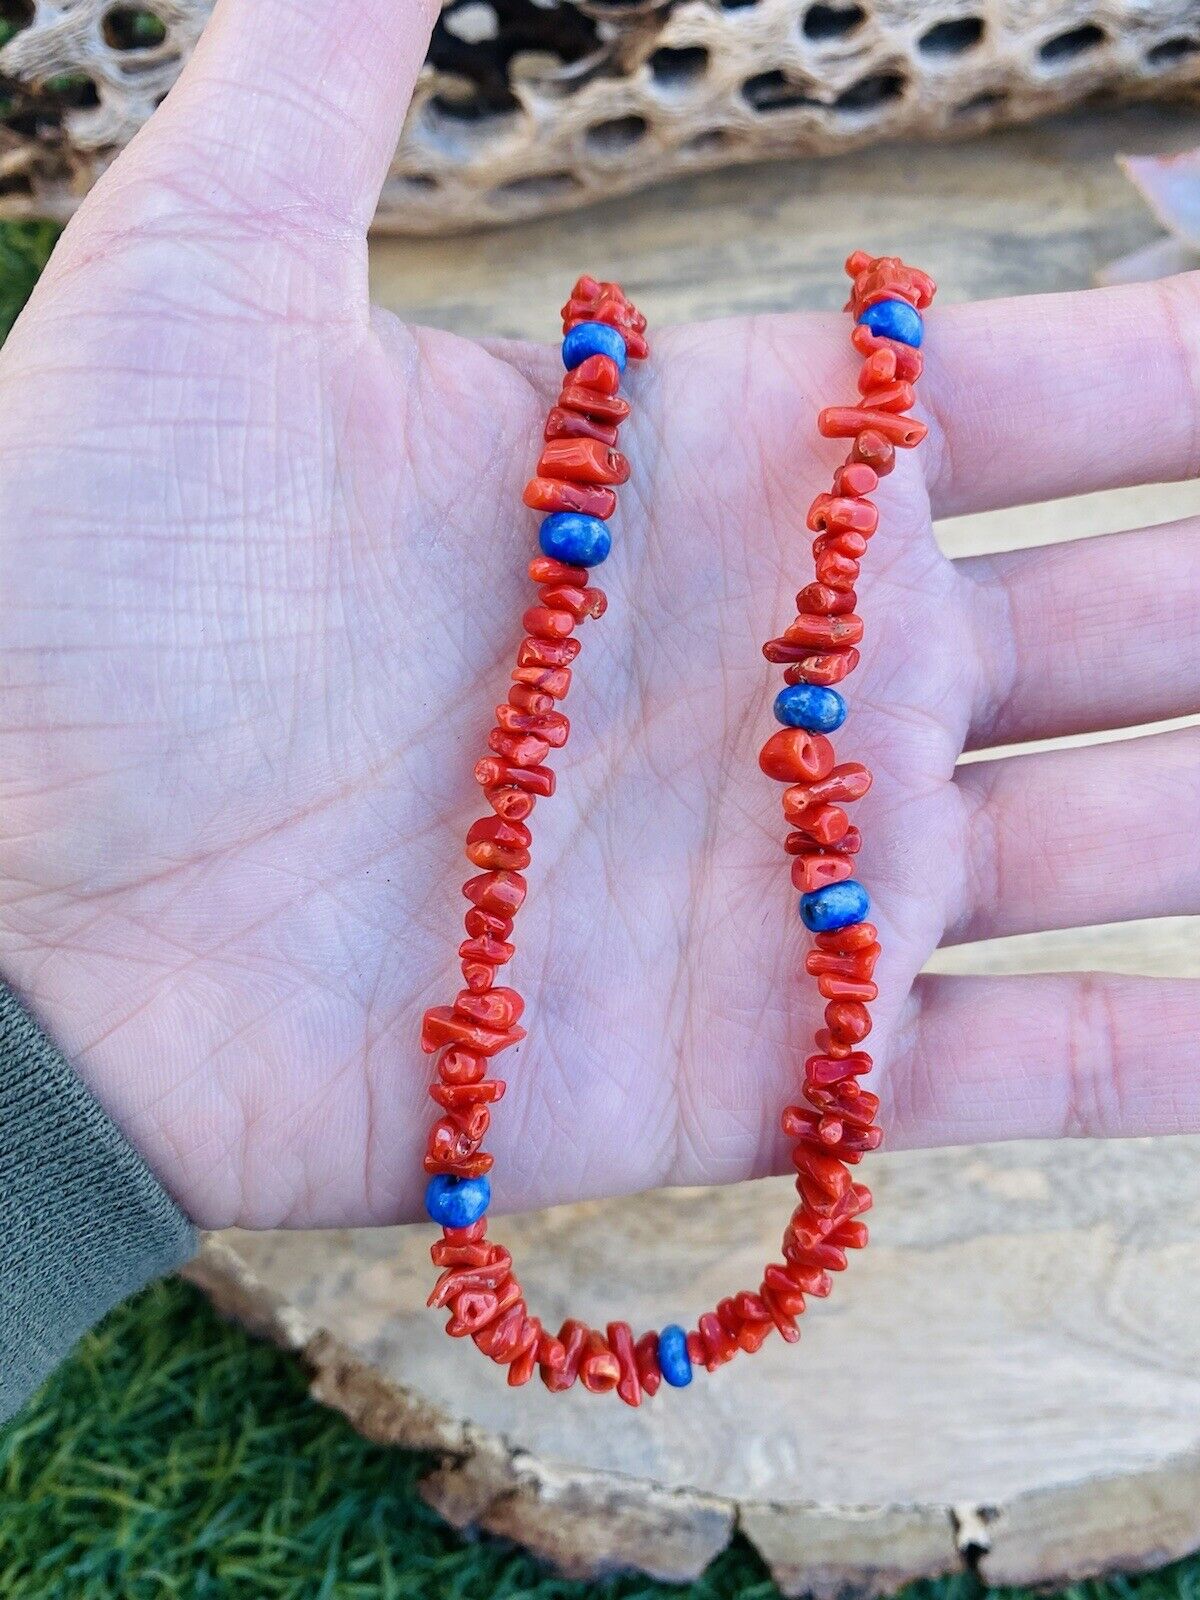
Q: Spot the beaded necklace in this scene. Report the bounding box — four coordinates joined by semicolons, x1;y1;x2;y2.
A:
419;254;936;1401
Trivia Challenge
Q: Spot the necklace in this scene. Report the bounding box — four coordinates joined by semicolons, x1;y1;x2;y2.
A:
419;254;936;1401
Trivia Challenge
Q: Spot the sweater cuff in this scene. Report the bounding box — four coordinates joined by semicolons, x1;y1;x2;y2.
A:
0;984;197;1419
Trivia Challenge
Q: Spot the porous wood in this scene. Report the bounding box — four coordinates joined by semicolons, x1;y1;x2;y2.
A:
185;105;1200;1596
2;0;1200;230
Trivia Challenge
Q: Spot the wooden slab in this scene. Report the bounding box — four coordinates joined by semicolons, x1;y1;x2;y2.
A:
190;104;1200;1594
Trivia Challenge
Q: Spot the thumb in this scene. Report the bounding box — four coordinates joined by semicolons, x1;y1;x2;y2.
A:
119;0;436;235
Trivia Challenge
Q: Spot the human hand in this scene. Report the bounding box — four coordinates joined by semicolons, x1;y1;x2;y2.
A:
0;0;1197;1231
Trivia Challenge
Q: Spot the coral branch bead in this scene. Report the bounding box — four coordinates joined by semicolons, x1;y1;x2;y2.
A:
420;261;935;1404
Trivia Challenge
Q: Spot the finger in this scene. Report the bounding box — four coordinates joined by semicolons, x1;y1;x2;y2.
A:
891;973;1200;1146
922;272;1200;518
124;0;435;232
949;727;1200;945
961;516;1200;748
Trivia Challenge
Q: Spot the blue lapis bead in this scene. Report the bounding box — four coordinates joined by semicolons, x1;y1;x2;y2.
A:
659;1324;693;1388
857;299;923;348
424;1173;491;1229
562;320;627;373
539;511;611;567
800;879;870;933
773;683;847;734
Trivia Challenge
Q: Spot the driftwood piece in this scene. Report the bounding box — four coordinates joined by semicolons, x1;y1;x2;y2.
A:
184;105;1200;1594
2;0;1200;230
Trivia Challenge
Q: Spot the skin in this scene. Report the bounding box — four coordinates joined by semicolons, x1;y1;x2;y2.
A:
0;0;1197;1233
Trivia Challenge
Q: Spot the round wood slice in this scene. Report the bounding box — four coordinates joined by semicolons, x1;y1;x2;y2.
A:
189;107;1200;1596
190;1102;1200;1594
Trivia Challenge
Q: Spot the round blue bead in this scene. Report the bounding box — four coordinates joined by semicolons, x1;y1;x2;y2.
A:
562;321;627;373
659;1324;693;1388
856;299;923;348
539;511;611;567
799;879;870;933
773;683;847;734
424;1173;491;1229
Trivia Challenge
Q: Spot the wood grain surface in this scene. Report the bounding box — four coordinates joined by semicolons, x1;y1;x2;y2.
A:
191;103;1200;1596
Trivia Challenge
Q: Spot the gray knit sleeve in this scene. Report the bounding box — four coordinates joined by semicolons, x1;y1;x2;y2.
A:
0;984;197;1419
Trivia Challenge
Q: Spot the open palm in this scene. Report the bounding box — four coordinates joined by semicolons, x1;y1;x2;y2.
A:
0;0;1197;1232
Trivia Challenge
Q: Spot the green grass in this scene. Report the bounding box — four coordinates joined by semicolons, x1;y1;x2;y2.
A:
1;216;1199;1598
0;221;59;341
0;1277;785;1600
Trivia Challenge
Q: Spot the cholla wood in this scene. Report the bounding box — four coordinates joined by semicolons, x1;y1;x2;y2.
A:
1;0;1199;231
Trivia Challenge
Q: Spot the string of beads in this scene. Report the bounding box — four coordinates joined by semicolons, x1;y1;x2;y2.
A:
418;255;937;1401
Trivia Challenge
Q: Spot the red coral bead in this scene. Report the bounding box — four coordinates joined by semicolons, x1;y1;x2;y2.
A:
544;406;619;448
806;944;880;981
819;407;927;447
559;377;630;424
579;1331;621;1394
850;429;896;476
606;1321;642;1408
759;729;835;783
782;798;850;843
486;786;536;822
420;1007;525;1057
453;986;524;1030
781;613;864;651
815;920;878;953
807;496;879;538
523;477;617;520
516;635;581;669
785;826;859;856
813;553;861;591
528;554;588;586
522;606;575;642
459;934;516;967
796;582;856;616
634;1331;662;1397
541;1319;588;1392
783;648;861;686
537;437;630;486
805;1050;873;1086
437;1047;488;1086
817;974;879;1001
834;461;879;498
430;1080;505;1109
486;729;550;770
791;852;854;892
463;870;527;918
540;583;606;622
507;685;555;714
495;704;570;746
466;815;533;870
511;665;572;699
825;999;872;1043
860;380;916;414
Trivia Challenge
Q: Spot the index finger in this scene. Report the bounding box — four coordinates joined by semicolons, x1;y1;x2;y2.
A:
920;272;1200;518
